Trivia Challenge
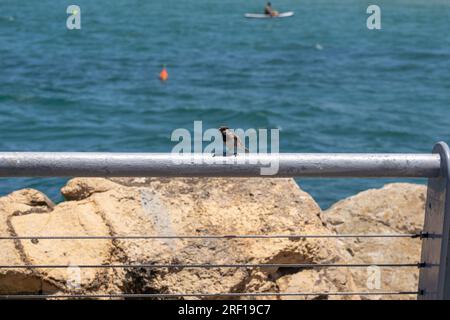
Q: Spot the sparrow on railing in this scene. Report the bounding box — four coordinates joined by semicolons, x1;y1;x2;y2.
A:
219;126;250;156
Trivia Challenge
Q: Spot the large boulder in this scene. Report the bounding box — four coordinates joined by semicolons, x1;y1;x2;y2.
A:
0;177;356;299
0;189;59;294
0;188;115;295
322;183;426;300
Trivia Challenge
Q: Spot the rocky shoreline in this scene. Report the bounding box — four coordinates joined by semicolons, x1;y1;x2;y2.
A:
0;178;426;299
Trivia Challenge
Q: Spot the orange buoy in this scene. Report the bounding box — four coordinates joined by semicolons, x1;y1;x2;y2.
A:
159;66;168;81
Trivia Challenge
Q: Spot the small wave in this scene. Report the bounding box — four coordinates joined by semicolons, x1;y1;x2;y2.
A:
0;15;15;22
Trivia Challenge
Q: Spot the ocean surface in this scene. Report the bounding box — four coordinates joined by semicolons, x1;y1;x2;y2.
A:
0;0;449;208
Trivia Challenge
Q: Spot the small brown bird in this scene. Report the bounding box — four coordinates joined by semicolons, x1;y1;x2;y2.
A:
219;126;249;156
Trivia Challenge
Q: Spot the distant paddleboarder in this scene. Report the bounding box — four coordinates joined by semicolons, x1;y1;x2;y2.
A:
264;2;279;17
245;1;293;19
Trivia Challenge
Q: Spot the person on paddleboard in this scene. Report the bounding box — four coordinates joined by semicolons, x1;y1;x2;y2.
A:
264;2;279;16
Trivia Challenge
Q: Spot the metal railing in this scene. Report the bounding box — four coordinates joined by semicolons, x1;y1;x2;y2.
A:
0;152;441;177
0;142;449;300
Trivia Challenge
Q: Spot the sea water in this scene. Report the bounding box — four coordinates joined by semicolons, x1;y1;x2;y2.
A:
0;0;449;208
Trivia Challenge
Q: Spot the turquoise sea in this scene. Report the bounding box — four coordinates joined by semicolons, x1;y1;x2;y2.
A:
0;0;449;208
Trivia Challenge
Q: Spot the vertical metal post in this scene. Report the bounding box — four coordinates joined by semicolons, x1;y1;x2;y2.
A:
418;142;450;299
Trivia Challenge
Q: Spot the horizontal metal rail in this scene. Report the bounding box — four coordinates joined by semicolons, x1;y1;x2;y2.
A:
0;233;421;240
0;152;441;178
0;291;420;299
0;263;421;269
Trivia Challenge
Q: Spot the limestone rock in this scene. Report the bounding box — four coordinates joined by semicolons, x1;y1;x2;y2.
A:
0;177;355;299
276;270;340;300
0;188;114;295
322;183;426;300
0;189;57;293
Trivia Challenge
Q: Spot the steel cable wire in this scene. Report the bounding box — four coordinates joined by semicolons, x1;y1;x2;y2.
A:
0;233;423;240
0;263;423;269
0;291;420;299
